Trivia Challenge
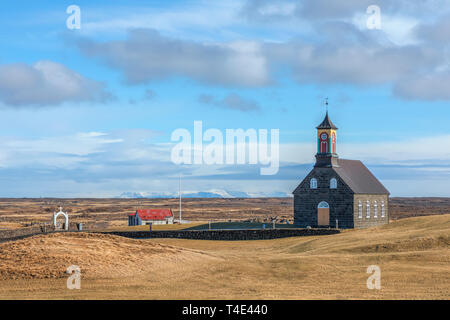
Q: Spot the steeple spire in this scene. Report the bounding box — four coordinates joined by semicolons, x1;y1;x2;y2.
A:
315;111;339;167
316;111;338;130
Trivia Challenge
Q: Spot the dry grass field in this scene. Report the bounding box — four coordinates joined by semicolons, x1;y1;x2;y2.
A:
0;214;448;299
1;197;449;230
0;198;294;230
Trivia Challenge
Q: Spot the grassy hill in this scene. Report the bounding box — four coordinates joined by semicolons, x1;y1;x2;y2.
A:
0;214;448;299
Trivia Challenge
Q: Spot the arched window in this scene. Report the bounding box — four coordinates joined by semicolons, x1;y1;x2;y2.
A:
318;201;329;208
330;178;337;189
366;200;370;218
358;200;362;218
374;201;378;218
310;178;317;189
381;201;385;217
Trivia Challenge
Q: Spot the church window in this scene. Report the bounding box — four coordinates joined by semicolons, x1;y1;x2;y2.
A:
381;201;385;217
330;178;337;189
374;201;378;218
320;132;329;153
310;178;317;189
366;200;370;218
358;201;362;218
318;201;329;208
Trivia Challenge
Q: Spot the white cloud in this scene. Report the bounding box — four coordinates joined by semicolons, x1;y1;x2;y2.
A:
280;135;450;164
80;1;243;40
0;129;448;196
78;29;269;87
76;17;450;100
0;132;123;168
352;13;420;45
394;72;450;101
0;61;110;107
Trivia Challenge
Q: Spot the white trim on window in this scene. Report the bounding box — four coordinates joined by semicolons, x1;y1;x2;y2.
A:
318;201;329;209
330;178;337;189
358;200;362;219
381;200;385;217
374;200;378;218
366;200;370;218
310;178;317;189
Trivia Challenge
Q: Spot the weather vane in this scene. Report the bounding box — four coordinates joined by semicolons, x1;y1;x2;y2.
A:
325;97;329;112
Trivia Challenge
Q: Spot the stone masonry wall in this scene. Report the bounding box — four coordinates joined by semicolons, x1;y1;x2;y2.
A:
353;194;389;228
0;221;106;243
105;228;340;241
0;225;55;240
293;167;355;229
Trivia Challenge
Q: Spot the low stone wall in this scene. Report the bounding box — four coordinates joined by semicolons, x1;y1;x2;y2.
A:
0;221;108;243
0;226;340;243
68;221;109;231
0;225;55;241
105;228;340;241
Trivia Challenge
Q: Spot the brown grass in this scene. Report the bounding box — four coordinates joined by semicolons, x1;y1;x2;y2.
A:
0;197;449;230
0;233;215;281
0;214;449;299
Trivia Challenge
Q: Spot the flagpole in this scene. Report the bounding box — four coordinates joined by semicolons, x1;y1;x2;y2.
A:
179;173;182;223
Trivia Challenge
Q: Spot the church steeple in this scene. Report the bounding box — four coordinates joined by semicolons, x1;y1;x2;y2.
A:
316;111;337;130
315;111;339;167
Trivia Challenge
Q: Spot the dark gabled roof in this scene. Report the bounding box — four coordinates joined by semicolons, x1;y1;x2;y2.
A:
316;111;338;129
333;159;389;195
292;159;390;195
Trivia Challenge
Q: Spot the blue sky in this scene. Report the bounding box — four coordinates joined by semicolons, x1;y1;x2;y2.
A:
0;0;449;197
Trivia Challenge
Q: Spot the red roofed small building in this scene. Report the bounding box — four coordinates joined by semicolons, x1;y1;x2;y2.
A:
128;209;174;226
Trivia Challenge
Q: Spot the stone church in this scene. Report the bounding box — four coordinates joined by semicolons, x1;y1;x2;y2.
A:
293;112;389;229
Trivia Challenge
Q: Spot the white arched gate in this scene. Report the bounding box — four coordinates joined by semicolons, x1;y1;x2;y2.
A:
53;207;69;230
317;201;330;226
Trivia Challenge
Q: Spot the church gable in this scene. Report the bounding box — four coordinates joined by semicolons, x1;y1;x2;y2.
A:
292;166;354;195
293;160;388;195
292;169;316;194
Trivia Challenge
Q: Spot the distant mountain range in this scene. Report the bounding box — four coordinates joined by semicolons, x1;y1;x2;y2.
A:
117;190;291;199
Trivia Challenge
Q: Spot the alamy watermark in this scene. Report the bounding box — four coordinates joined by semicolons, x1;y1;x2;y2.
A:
366;265;381;290
171;121;279;175
66;265;81;290
366;5;381;30
66;5;81;30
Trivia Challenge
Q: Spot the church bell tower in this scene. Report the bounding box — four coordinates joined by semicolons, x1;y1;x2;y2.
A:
315;110;339;167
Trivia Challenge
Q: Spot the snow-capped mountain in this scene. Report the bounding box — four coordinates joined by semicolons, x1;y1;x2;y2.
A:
117;189;290;198
117;192;146;199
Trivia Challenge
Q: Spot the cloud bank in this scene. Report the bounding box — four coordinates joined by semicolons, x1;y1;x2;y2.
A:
75;6;450;101
78;29;269;87
0;61;110;107
0;130;449;197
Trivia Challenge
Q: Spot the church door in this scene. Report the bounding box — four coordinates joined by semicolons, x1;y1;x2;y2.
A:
317;201;330;226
